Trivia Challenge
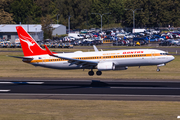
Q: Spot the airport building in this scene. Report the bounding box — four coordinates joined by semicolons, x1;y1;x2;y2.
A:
0;24;66;43
51;24;66;36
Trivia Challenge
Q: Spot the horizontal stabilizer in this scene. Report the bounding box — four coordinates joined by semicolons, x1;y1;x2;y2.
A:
6;55;24;59
7;55;33;62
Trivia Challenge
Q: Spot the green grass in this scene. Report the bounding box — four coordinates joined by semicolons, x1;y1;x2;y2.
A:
0;100;179;120
1;45;180;52
1;49;180;120
0;50;180;80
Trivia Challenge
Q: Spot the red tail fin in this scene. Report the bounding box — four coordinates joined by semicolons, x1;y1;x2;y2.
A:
16;26;47;57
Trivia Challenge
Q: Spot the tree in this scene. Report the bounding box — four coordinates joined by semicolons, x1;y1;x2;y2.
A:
109;0;125;26
10;0;41;24
89;0;111;28
35;0;57;17
41;15;54;39
123;0;180;28
1;0;180;28
0;0;15;24
55;0;92;29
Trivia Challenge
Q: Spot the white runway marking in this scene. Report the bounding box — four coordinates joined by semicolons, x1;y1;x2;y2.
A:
110;87;180;90
0;82;13;84
0;82;44;84
0;90;11;92
177;116;180;118
26;82;44;84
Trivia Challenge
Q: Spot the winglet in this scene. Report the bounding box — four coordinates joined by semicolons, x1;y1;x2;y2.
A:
44;45;53;56
93;45;99;52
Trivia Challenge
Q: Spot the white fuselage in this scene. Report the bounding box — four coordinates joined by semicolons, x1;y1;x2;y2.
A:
25;49;174;70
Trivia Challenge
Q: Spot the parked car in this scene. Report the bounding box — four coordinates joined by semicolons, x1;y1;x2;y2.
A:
9;43;16;48
176;42;180;46
71;41;80;46
133;37;149;45
172;32;180;38
124;33;135;39
82;40;95;46
63;43;73;48
57;43;63;48
49;43;56;48
15;43;21;48
127;41;135;46
149;37;158;42
116;33;126;37
159;40;172;46
113;41;124;46
1;43;8;48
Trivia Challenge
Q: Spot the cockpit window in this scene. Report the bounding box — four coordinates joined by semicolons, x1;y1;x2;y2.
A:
160;53;168;55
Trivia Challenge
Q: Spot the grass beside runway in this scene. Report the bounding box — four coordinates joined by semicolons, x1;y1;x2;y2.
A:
0;50;180;80
1;45;180;52
1;48;180;120
0;99;179;120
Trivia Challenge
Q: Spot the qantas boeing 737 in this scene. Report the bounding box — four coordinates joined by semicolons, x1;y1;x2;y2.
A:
15;26;174;76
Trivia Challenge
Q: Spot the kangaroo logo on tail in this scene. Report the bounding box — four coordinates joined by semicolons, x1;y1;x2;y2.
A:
16;26;47;57
19;34;35;53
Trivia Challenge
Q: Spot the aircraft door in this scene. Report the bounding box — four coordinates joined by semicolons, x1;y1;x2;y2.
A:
151;51;155;60
42;57;46;65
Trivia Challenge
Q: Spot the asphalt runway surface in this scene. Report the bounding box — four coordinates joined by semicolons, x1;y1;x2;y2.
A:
1;47;180;101
1;80;180;101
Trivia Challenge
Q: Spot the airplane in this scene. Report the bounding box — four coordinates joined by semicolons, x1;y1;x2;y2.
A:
15;26;174;76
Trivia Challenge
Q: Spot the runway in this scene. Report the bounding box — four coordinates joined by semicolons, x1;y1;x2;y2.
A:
1;80;180;101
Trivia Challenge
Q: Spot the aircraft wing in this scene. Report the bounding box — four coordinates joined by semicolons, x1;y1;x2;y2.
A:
44;45;98;68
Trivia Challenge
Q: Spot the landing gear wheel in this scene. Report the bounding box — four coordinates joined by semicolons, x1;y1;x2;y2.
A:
88;71;94;76
156;68;160;72
96;71;102;76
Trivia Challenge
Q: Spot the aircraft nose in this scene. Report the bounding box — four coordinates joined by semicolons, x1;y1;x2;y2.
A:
171;55;175;61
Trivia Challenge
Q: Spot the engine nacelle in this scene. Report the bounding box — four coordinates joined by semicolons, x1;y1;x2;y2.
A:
97;62;115;71
114;66;128;70
97;62;128;71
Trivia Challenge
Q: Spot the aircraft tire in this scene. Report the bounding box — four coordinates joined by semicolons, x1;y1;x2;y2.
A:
156;68;160;72
96;71;102;76
88;71;94;76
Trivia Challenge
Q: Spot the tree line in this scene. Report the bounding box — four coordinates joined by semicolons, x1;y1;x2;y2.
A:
1;0;180;29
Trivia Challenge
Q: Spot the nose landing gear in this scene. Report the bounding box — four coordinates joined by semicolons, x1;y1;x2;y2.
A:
156;67;160;72
156;63;165;72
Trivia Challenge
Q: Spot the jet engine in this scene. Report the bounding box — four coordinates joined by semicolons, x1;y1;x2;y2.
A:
115;66;128;70
97;62;128;71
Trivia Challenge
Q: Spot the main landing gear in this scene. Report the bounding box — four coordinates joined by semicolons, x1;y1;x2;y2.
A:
88;70;102;76
88;70;94;76
96;71;102;76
